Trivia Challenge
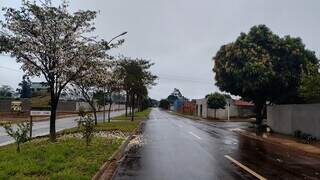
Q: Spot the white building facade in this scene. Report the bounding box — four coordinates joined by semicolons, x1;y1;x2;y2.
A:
195;98;255;119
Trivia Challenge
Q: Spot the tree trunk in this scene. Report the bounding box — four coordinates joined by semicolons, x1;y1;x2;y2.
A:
125;93;128;117
16;142;20;153
93;108;98;125
131;94;135;121
87;100;98;125
86;137;90;146
103;89;106;123
255;101;266;128
108;102;112;123
138;97;141;112
49;93;58;142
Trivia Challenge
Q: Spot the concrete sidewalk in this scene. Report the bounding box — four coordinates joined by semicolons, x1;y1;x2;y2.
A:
233;128;320;158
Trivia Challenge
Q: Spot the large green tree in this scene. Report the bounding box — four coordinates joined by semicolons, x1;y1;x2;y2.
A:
206;92;226;119
159;99;170;110
115;57;157;121
299;63;320;103
0;85;13;99
17;75;32;98
214;25;319;125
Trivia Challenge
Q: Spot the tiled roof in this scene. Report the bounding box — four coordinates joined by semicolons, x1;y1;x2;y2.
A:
234;100;254;107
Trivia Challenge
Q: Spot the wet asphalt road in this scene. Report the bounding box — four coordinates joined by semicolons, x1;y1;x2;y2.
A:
113;108;320;180
0;110;124;146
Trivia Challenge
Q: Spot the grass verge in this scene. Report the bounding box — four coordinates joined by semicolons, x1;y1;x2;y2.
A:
0;108;152;179
63;108;152;134
0;137;123;179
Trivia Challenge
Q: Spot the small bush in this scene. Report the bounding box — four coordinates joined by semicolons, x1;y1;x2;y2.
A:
3;122;30;152
294;130;317;144
77;109;95;146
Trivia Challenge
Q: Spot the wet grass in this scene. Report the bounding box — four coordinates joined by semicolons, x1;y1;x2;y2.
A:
111;108;152;121
63;108;152;134
0;137;123;179
97;108;151;132
0;108;152;179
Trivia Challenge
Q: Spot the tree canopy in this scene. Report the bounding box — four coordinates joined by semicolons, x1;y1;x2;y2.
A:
159;99;170;110
17;75;32;98
115;57;157;120
0;0;118;141
0;85;13;99
206;92;226;119
206;92;226;110
167;88;186;104
299;63;320;103
213;24;319;124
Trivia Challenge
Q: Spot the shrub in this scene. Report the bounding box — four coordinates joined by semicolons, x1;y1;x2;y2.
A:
77;109;95;146
294;130;317;144
3;122;30;152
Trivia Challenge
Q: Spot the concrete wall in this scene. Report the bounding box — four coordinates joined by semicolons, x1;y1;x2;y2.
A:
75;102;125;112
207;105;238;119
0;99;125;113
267;104;320;139
57;101;77;112
195;99;208;118
195;98;242;119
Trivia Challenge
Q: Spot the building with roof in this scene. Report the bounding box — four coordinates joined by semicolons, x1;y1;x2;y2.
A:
31;82;49;94
195;98;255;119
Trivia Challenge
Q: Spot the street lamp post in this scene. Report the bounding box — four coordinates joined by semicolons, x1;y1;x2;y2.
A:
107;32;127;45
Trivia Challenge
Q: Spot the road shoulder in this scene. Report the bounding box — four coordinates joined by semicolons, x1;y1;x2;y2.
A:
233;128;320;159
94;110;150;180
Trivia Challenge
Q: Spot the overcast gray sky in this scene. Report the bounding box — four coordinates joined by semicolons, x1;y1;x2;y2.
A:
1;0;320;100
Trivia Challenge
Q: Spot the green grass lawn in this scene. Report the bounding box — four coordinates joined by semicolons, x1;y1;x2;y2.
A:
0;137;123;179
0;108;152;179
63;108;152;134
97;108;152;132
112;108;152;121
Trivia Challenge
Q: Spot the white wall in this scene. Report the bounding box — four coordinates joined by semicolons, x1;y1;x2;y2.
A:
267;104;320;138
195;98;239;119
195;99;208;118
207;105;238;119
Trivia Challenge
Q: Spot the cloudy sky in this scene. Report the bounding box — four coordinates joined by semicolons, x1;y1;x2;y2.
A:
1;0;320;100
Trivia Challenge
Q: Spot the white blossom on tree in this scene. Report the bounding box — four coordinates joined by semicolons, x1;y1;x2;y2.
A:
0;0;124;141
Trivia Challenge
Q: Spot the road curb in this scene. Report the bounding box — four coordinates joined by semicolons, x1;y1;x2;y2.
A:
92;133;134;180
92;119;146;180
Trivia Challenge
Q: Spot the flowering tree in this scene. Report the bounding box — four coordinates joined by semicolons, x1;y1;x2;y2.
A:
100;62;122;123
71;61;108;125
0;1;115;141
